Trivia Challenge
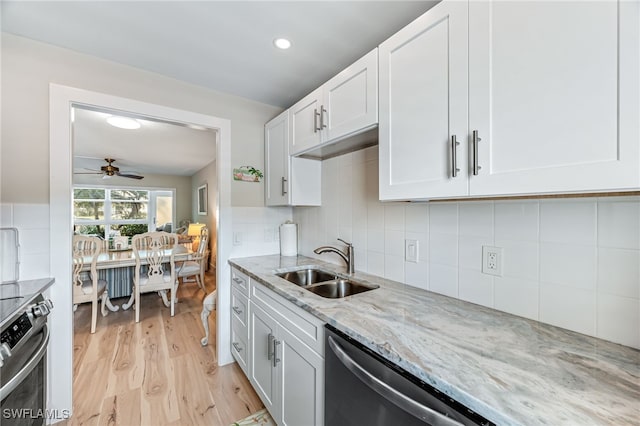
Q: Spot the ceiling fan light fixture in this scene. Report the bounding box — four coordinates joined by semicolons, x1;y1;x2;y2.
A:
273;38;291;50
107;116;141;130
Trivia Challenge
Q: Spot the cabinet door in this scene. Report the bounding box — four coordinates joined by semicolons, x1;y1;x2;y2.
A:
469;0;640;195
379;0;469;201
289;88;323;155
323;48;378;143
249;302;280;419
265;110;290;206
278;326;324;426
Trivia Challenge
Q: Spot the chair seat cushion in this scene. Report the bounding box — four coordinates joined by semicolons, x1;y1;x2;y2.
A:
80;279;107;295
178;261;201;276
140;273;173;286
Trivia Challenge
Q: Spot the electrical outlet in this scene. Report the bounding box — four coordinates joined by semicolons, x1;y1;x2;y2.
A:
482;246;503;276
233;232;243;246
405;239;419;263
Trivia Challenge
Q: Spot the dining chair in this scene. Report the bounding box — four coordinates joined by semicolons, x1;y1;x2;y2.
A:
131;231;178;323
176;226;209;293
72;235;109;334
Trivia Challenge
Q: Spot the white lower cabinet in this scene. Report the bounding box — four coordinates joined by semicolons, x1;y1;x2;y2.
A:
230;266;325;426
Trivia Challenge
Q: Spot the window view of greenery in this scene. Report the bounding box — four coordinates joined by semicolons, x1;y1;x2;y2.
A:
73;188;160;242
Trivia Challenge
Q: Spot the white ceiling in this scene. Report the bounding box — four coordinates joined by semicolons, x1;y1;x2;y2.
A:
1;0;438;108
73;107;216;177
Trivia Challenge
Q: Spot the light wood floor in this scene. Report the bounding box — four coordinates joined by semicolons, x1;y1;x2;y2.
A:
66;271;264;426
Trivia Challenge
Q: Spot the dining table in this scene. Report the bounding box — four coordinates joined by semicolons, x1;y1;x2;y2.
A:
79;244;193;311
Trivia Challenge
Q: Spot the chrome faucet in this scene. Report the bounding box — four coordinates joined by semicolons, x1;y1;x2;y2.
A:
314;238;355;275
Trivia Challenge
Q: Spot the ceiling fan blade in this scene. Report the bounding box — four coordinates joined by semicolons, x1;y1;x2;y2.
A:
73;171;102;175
116;171;144;180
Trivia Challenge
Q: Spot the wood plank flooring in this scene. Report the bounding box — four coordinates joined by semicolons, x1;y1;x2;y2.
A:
66;272;264;426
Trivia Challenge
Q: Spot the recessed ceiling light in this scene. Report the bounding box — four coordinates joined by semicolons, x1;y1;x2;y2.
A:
273;38;291;50
107;116;141;130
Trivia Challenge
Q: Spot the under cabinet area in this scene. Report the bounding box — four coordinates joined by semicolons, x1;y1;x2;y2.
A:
230;267;325;426
264;110;321;206
379;0;640;201
289;48;378;157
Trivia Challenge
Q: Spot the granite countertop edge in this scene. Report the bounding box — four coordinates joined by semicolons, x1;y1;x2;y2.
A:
229;255;640;426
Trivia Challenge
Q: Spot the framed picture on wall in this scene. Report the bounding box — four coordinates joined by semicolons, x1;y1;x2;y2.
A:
197;184;207;215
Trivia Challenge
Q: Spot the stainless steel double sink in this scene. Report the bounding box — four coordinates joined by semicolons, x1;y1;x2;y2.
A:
275;267;378;299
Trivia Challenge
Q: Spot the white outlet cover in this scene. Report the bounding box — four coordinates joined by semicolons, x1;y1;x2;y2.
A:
482;245;503;276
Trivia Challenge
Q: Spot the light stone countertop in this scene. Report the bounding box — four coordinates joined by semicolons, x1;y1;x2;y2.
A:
229;255;640;425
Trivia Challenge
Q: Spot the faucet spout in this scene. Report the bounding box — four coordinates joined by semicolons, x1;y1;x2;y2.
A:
313;239;355;274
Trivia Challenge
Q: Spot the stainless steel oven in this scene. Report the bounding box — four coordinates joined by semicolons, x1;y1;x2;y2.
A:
1;293;53;426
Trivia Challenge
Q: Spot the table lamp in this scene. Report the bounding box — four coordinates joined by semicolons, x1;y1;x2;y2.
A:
188;223;206;251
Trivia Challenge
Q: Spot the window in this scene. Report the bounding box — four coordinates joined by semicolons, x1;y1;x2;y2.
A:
73;187;174;240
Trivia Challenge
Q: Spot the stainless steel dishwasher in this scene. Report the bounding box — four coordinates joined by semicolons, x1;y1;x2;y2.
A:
325;325;495;426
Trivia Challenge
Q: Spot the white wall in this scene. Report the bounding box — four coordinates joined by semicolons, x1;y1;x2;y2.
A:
1;33;281;207
294;146;640;349
191;159;217;267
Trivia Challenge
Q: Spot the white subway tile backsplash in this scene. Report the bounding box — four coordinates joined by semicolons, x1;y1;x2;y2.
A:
429;232;458;267
292;151;640;349
405;204;429;234
20;253;50;280
597;199;640;249
405;261;428;290
458;236;491;271
540;242;597;290
540;283;596;336
12;204;50;228
384;204;405;231
384;255;405;283
459;269;493;306
597;293;640;348
540;200;596;244
496;239;539;281
429;203;458;234
385;230;405;257
429;263;458;298
494;277;539;321
494;201;539;242
458;202;493;238
0;204;13;227
597;248;640;299
20;229;50;255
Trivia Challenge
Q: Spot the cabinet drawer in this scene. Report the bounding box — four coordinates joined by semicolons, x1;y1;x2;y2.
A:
231;267;250;296
251;282;325;356
231;286;249;338
231;322;249;375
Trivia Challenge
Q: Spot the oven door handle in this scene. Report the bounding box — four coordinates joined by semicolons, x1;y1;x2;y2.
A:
328;335;464;426
0;325;49;401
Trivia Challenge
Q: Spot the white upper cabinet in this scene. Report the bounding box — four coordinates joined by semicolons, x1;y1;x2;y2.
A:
379;0;639;201
265;111;321;206
468;0;639;195
379;0;469;200
289;49;378;156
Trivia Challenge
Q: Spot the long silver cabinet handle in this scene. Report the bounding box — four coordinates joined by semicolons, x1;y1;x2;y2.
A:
281;177;288;196
314;108;321;132
273;339;281;367
451;135;460;178
232;306;242;315
267;333;275;360
327;336;464;426
232;342;243;352
472;130;482;176
320;106;327;129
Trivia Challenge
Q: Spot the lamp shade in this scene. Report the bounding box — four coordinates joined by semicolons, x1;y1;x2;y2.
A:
187;223;205;237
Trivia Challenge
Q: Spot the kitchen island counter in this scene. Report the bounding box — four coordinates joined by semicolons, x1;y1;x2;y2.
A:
229;255;639;425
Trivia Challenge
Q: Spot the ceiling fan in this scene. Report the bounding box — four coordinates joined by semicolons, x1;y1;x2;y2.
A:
74;158;144;180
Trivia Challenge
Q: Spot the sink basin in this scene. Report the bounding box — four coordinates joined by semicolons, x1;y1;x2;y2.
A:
276;268;337;287
275;267;379;298
305;279;379;299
